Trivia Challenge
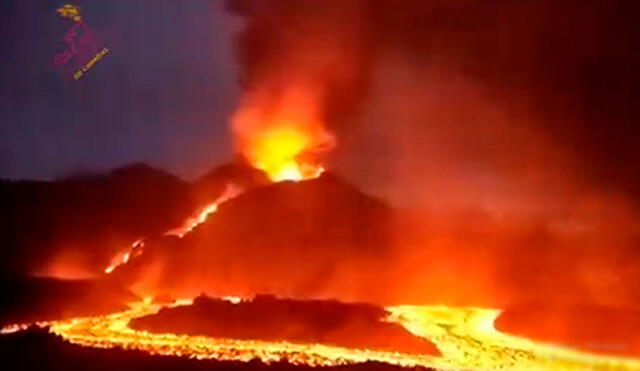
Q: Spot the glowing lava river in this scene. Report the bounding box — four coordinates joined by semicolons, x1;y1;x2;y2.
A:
3;299;637;371
6;165;639;370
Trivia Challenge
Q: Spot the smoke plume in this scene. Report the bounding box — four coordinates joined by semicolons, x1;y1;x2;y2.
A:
224;0;640;307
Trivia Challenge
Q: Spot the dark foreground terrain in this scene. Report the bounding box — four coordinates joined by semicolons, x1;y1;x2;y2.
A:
0;327;431;371
0;277;134;327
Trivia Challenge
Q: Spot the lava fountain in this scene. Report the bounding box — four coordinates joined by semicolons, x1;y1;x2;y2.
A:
231;87;334;182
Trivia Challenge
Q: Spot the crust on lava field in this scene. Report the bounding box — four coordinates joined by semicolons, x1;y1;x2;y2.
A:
130;295;439;356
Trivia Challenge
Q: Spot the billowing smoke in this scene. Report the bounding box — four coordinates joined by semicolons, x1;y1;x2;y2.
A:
222;0;640;307
8;1;639;314
225;0;374;128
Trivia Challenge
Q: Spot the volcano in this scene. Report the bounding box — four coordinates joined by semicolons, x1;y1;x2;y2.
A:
112;172;396;300
2;169;640;371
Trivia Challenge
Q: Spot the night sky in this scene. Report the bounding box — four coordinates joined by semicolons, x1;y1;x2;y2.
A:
2;0;640;209
0;0;240;179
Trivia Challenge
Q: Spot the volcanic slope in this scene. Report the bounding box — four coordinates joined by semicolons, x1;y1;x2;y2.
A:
117;173;396;300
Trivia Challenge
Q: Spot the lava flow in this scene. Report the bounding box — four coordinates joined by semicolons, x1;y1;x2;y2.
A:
44;299;433;368
103;183;243;275
164;183;244;238
104;100;328;274
2;299;638;371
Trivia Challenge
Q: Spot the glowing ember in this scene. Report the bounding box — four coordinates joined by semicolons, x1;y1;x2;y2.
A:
3;301;639;370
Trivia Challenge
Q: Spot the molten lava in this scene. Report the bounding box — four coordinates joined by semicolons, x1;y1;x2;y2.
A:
3;299;640;370
242;126;326;182
231;88;333;182
104;183;243;275
105;86;335;276
16;78;638;369
165;183;243;238
104;239;144;274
